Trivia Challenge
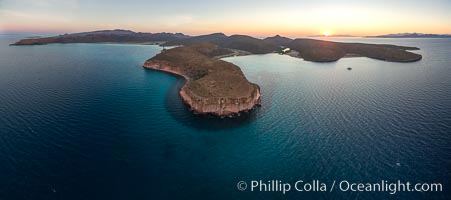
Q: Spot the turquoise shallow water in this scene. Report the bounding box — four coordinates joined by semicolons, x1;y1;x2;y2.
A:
0;35;450;199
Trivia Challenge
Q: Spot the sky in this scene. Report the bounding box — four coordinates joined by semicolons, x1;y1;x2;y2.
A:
0;0;450;37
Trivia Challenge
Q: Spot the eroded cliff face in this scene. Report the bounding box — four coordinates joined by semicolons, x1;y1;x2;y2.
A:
179;84;261;117
144;52;261;117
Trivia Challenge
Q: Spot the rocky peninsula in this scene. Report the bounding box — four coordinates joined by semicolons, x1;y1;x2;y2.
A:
143;42;261;117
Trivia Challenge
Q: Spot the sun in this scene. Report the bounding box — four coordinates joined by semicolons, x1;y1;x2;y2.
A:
323;31;331;37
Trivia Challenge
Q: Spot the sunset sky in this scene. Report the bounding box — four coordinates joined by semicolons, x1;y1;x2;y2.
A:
0;0;450;37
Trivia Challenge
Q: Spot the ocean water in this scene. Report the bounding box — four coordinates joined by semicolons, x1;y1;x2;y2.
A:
0;35;450;199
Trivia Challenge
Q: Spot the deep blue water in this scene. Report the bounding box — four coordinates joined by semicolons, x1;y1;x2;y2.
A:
0;35;450;199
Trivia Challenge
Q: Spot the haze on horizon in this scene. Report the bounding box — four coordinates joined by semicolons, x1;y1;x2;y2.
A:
0;0;450;37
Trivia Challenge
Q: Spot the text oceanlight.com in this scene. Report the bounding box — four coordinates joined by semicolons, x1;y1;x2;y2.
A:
236;180;443;194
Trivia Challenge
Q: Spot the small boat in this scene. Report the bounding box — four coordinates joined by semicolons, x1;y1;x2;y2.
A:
347;67;352;70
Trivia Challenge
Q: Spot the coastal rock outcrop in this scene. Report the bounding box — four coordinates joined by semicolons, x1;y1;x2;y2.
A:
143;43;261;117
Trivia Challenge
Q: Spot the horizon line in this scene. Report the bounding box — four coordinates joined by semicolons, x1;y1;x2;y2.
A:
2;29;451;39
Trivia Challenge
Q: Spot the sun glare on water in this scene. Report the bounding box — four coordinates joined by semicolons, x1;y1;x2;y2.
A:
323;31;331;37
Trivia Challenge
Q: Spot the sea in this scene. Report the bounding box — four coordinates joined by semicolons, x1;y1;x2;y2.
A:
0;34;450;199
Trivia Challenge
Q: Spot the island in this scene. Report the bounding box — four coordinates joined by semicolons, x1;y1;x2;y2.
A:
11;30;422;63
143;42;261;117
12;30;424;117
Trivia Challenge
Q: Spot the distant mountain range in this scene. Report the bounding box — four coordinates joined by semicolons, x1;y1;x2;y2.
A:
369;33;451;38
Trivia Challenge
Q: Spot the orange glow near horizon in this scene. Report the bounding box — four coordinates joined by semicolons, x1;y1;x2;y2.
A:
1;1;450;37
2;22;451;38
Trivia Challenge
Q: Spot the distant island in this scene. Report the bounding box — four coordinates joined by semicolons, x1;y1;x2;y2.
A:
11;29;423;117
10;29;189;45
369;33;451;38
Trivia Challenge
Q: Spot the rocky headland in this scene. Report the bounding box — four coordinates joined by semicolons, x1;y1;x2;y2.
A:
143;42;261;117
